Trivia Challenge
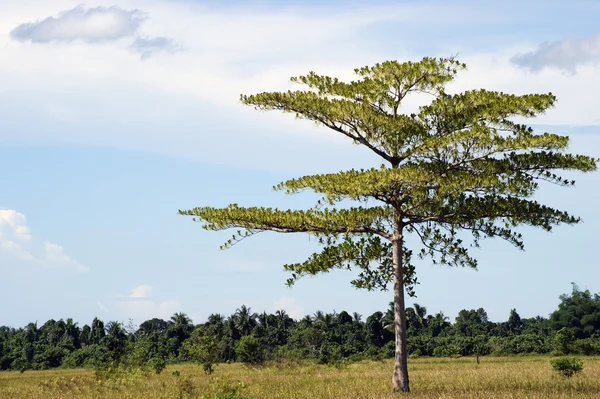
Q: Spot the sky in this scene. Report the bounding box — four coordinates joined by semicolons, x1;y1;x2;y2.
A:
1;0;600;328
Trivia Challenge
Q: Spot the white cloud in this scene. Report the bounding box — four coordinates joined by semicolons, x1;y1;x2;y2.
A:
128;285;153;298
511;34;600;73
8;4;179;60
0;209;32;242
0;209;88;272
10;5;146;43
1;1;599;173
97;301;110;313
111;285;180;322
114;300;181;323
44;241;90;272
273;297;304;320
130;35;179;60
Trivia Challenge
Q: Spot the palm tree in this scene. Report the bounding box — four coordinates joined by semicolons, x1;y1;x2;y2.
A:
207;313;225;327
24;322;38;343
312;311;325;323
233;305;257;336
64;318;80;348
257;312;270;329
171;312;192;327
413;304;428;330
428;312;450;337
104;321;127;360
168;312;194;356
275;310;294;329
383;302;395;333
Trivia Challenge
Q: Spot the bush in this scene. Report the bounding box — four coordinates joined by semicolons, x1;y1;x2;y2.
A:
236;335;265;365
380;341;395;359
62;345;110;369
433;344;461;358
550;357;584;377
318;342;342;365
147;356;167;374
573;338;600;355
554;328;575;355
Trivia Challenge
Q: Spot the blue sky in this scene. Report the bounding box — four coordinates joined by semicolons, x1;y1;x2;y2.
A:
1;0;600;328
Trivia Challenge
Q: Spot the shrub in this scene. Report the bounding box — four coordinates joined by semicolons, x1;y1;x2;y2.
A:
147;356;167;374
63;345;110;369
573;338;600;355
236;335;265;365
550;357;584;377
317;342;342;365
433;344;461;358
380;341;395;359
554;328;575;355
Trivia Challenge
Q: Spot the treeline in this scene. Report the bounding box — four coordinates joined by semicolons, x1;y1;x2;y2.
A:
2;285;600;372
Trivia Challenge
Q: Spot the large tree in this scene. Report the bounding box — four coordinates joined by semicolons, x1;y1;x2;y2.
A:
180;57;597;392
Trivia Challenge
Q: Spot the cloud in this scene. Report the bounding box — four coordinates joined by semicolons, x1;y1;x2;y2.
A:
130;36;179;60
111;285;180;322
44;241;90;272
97;301;110;313
8;5;179;60
511;34;600;73
128;285;153;298
114;300;182;323
10;5;146;43
2;1;600;172
0;209;88;272
0;209;32;241
273;297;304;320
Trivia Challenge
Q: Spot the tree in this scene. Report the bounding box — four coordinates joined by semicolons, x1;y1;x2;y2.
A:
232;306;258;337
90;318;105;345
138;318;170;336
507;309;522;335
550;285;600;338
103;321;128;362
455;308;490;336
167;312;194;358
180;57;597;392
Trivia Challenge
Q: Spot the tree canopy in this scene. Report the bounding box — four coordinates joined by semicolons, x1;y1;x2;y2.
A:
4;289;600;373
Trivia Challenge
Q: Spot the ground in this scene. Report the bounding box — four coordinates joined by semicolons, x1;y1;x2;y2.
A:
1;357;599;398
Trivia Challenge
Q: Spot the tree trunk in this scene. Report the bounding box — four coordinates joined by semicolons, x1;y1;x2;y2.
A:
392;216;410;393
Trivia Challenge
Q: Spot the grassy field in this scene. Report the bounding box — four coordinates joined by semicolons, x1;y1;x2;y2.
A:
1;357;599;398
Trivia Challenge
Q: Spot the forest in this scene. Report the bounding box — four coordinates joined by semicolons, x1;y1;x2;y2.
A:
2;285;600;373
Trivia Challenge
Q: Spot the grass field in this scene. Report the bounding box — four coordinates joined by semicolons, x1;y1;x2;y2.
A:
1;357;599;398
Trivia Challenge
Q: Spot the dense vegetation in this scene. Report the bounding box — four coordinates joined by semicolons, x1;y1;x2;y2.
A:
2;286;600;372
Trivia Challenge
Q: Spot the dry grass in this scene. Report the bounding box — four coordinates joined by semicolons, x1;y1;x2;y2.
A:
1;357;599;398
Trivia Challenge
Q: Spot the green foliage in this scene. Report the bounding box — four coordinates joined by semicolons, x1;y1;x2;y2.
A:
318;342;343;365
550;357;584;377
554;328;576;355
573;338;600;356
550;285;600;339
182;57;597;293
62;345;110;368
5;287;600;374
489;334;552;355
433;344;461;358
236;335;265;365
147;356;166;374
